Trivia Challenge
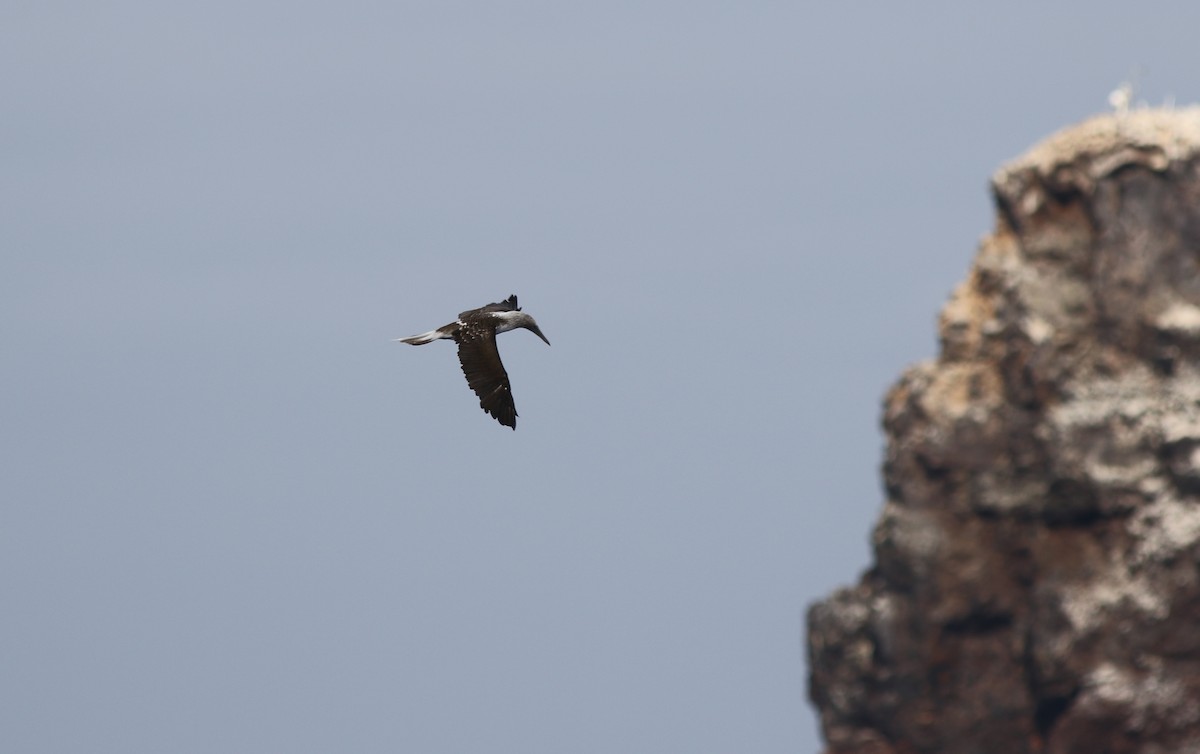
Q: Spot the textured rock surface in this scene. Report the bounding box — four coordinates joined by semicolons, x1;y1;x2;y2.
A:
807;109;1200;754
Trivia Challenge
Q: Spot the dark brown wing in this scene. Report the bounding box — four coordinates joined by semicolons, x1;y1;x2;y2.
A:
459;295;518;320
456;326;517;429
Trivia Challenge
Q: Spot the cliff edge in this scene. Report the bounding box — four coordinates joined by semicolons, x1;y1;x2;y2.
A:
807;109;1200;754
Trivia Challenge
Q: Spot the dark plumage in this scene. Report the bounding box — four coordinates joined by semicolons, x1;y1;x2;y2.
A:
396;295;550;429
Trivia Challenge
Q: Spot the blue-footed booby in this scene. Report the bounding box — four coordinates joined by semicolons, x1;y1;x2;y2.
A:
395;295;550;429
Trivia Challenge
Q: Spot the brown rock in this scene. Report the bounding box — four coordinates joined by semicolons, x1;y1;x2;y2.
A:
808;109;1200;754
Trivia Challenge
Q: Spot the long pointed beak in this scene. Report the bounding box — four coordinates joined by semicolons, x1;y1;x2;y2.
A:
528;324;550;346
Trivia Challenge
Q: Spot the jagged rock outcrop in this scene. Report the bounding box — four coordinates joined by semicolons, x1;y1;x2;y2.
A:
807;109;1200;754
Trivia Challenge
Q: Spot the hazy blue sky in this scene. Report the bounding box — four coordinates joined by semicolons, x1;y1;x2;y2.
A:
4;3;1200;752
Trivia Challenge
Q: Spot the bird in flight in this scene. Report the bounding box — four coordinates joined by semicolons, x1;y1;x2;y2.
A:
395;295;550;429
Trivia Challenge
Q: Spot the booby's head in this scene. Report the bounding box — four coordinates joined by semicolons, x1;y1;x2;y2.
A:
520;314;551;346
495;310;551;345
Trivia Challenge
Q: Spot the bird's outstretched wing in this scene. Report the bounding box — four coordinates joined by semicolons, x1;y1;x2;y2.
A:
456;326;517;428
459;294;518;319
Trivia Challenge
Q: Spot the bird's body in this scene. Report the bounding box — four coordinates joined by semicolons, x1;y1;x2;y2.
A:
395;295;549;429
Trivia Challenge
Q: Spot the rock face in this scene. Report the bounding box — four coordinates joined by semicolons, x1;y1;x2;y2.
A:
807;109;1200;754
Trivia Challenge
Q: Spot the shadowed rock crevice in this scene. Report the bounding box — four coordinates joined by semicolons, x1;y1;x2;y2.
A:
1033;690;1078;741
807;109;1200;754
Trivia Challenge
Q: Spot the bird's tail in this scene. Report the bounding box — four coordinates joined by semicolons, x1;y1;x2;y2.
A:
394;326;452;345
394;331;438;345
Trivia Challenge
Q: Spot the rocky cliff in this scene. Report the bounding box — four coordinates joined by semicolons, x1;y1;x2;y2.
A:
807;109;1200;754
